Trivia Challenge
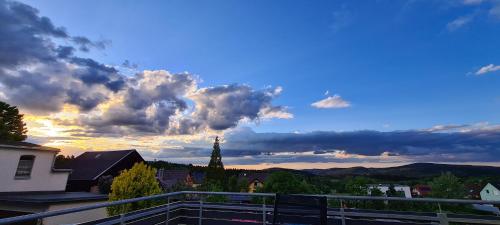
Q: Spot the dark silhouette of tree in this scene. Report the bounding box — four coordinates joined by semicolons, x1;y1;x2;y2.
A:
0;101;27;141
54;155;75;168
259;171;316;194
207;136;225;181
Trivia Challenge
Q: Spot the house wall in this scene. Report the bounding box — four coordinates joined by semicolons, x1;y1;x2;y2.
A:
43;201;108;225
0;148;69;192
480;183;500;201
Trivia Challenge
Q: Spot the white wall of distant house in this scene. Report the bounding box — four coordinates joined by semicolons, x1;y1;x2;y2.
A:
0;147;69;192
368;185;412;198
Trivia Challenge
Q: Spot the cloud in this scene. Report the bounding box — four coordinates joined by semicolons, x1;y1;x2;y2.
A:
463;0;484;5
311;95;351;109
0;0;126;113
218;124;500;164
475;64;500;75
188;85;292;131
0;0;291;136
330;5;352;32
447;15;474;31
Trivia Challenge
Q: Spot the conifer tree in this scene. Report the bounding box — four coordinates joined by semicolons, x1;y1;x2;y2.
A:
207;136;224;181
0;101;27;141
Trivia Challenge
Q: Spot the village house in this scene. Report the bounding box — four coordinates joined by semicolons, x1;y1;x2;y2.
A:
239;173;268;193
157;169;193;190
191;171;206;188
0;142;108;225
368;184;412;198
412;184;432;197
480;183;500;201
65;150;145;192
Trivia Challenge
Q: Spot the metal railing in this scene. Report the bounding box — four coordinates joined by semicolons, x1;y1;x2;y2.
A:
0;191;499;225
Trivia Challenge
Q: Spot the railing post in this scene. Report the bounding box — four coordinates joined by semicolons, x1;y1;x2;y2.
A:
119;213;125;225
165;196;170;225
262;197;266;225
437;213;449;225
199;196;203;225
340;199;346;225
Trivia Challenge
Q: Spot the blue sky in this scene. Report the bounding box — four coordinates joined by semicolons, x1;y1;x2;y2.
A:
22;0;500;132
1;0;500;168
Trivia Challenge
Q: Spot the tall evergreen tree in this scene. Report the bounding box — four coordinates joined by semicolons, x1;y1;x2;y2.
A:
0;101;27;141
207;136;224;181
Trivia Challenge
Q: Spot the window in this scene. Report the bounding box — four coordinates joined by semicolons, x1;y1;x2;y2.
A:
15;155;35;179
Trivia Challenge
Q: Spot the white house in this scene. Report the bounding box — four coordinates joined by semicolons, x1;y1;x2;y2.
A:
0;142;108;225
368;184;412;198
0;142;70;192
480;183;500;201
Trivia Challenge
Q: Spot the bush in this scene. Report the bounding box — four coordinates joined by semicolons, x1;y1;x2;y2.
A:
107;163;163;215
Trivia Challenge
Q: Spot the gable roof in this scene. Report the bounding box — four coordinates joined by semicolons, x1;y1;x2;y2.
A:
239;173;269;184
490;183;500;190
192;171;206;184
0;141;59;152
68;150;141;180
157;169;191;188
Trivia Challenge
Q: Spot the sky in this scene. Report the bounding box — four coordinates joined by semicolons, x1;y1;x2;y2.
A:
1;0;499;169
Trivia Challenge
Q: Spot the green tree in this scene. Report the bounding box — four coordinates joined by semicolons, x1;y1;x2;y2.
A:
97;175;113;194
0;101;27;141
204;181;227;203
429;172;465;199
345;176;371;196
107;162;162;215
259;171;316;194
207;136;225;181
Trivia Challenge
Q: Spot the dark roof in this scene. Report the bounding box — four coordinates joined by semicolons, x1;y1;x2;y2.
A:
490;183;500;190
239;173;269;184
157;170;190;188
192;171;206;184
69;150;141;180
0;141;59;151
0;192;107;204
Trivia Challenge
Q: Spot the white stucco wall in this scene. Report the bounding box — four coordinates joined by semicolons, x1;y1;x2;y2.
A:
0;147;69;192
480;183;500;201
43;201;108;225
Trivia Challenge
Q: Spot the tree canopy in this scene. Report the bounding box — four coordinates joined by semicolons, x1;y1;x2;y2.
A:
259;171;316;194
107;162;162;215
0;101;27;141
430;172;465;199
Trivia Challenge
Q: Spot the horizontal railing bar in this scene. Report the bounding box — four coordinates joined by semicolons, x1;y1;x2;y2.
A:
0;191;185;224
2;191;500;224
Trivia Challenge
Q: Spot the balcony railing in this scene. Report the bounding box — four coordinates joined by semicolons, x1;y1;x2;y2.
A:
1;191;500;225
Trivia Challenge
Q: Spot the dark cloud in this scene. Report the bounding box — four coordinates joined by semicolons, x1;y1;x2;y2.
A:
190;85;288;131
0;0;290;136
71;36;109;52
0;0;123;112
222;126;500;163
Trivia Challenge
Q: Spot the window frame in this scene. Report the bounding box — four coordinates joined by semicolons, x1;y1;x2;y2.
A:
14;155;36;180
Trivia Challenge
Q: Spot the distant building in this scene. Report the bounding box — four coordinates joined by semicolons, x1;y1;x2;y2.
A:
368;184;412;198
0;142;107;225
412;185;432;197
157;169;193;190
466;184;482;200
480;183;500;201
0;141;71;192
65;150;145;192
239;173;268;193
191;171;206;188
